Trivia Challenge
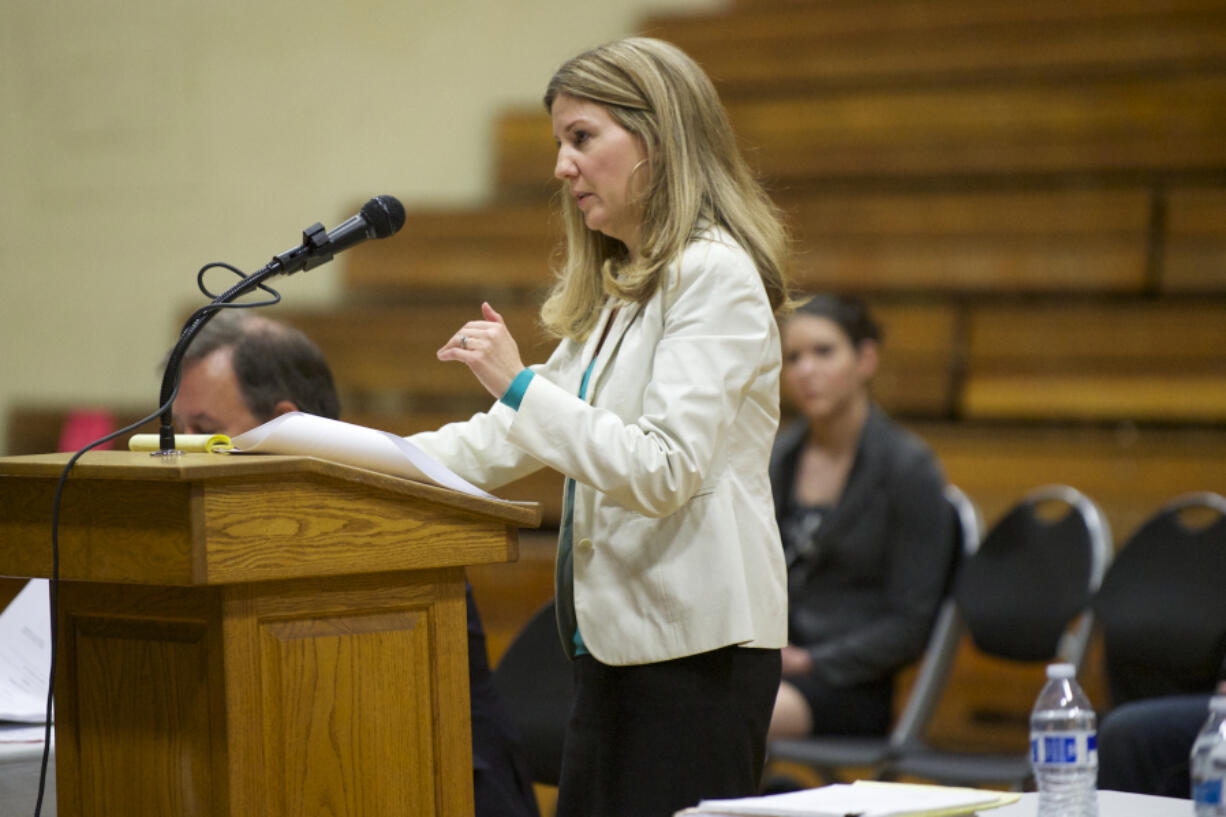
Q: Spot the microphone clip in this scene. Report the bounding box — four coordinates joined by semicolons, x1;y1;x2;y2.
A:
299;222;335;272
271;221;333;276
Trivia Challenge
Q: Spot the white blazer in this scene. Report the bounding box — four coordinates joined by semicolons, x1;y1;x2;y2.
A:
409;228;788;665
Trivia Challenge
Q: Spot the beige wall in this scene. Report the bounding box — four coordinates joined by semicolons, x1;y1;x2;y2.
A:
0;0;721;452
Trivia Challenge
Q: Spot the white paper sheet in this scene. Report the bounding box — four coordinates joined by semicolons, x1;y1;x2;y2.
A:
231;412;495;500
682;780;1015;817
0;580;52;724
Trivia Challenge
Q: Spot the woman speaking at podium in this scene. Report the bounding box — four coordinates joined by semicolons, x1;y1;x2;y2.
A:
409;37;794;817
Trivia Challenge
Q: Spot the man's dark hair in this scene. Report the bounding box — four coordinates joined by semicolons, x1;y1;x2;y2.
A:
180;310;341;422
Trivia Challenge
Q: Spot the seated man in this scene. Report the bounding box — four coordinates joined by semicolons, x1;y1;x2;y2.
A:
1098;655;1226;798
171;309;539;817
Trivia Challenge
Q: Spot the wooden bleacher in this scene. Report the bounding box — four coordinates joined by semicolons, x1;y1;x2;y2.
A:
637;0;1226;94
962;301;1226;422
781;188;1154;294
498;75;1226;190
342;204;562;295
640;0;1226;60
9;0;1226;770
496;0;1226;197
1167;187;1226;291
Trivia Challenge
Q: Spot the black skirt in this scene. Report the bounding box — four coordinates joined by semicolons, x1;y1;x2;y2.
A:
554;645;781;817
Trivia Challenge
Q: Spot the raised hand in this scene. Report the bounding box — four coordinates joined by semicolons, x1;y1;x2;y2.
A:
437;302;526;399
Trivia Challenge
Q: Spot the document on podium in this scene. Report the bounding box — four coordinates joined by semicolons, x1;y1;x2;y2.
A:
231;411;496;499
0;579;52;724
678;780;1020;817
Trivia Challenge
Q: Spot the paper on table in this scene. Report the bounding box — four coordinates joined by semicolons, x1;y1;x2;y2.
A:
231;412;495;500
680;780;1020;817
0;580;52;723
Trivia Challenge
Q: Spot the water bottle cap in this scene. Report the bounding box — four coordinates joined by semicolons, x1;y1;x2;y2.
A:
1046;663;1075;679
1210;695;1226;714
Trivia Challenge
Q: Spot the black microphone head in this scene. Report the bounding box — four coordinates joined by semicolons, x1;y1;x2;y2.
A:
361;195;406;239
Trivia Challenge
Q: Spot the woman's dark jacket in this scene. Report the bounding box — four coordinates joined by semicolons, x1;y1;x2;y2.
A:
769;404;956;688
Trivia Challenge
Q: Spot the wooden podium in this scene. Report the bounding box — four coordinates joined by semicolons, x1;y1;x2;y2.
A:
0;451;540;817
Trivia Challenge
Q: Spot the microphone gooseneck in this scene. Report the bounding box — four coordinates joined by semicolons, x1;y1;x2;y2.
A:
155;195;405;453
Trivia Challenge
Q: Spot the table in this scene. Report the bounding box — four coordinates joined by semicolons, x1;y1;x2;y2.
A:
992;789;1189;816
0;726;55;815
671;787;1192;816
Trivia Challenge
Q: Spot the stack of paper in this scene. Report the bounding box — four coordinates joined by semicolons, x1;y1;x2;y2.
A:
678;780;1020;817
0;579;51;724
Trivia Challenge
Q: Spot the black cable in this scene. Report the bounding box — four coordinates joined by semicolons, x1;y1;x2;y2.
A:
156;264;283;451
196;261;281;305
32;393;180;817
31;264;281;817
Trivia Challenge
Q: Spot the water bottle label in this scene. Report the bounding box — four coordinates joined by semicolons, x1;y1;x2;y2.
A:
1030;731;1097;766
1194;778;1223;806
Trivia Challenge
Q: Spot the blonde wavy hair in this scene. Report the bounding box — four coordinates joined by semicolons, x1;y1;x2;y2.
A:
541;37;794;341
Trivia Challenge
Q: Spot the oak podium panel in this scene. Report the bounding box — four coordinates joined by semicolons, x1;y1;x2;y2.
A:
0;452;540;817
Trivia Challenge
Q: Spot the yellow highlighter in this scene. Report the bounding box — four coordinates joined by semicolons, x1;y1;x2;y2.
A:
127;433;233;454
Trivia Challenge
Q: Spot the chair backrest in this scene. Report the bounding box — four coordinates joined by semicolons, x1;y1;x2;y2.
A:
491;598;573;786
1093;491;1226;707
890;484;983;748
953;484;1112;673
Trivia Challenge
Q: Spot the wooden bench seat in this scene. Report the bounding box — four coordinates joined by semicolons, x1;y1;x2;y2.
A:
270;294;1226;431
961;301;1226;423
730;74;1226;181
342;203;561;295
784;188;1152;293
344;186;1164;296
647;0;1226;47
642;4;1226;94
914;421;1226;544
496;74;1226;193
1164;187;1226;292
849;301;958;416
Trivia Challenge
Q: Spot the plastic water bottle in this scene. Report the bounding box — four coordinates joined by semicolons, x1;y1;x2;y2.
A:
1192;695;1226;815
1030;663;1098;817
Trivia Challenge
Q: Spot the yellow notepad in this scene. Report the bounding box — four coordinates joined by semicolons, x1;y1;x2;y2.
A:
127;433;233;454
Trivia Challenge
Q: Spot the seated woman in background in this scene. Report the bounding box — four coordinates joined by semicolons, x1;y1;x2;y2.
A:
768;294;955;739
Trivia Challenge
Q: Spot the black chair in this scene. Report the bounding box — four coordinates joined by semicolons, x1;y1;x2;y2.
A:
1094;491;1226;709
766;485;983;783
491;598;573;787
887;484;1113;790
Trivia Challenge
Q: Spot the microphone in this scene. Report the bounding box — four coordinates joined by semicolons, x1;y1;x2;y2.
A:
258;194;406;277
153;195;406;453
